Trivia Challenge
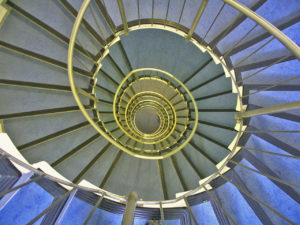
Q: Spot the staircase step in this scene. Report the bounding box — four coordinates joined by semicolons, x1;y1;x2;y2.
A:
184;144;218;178
101;0;122;27
196;92;237;110
0;179;54;224
190;135;229;164
6;111;87;148
161;157;184;199
214;174;263;225
0;47;89;88
229;14;300;56
254;0;300;26
195;0;259;45
248;90;300;115
22;126;97;164
186;63;224;90
248;114;300;153
60;194;124;225
120;29;211;82
102;153;164;201
55;137;107;181
0;10;74;65
172;153;200;191
198;111;236;128
108;41;131;75
233;158;300;224
230;21;300;68
240;58;300;85
190;201;220;225
81;145;119;187
0;86;83;116
191;75;232;98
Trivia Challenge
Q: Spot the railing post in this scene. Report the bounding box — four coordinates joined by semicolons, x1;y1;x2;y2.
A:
160;202;165;225
117;0;128;35
184;197;199;225
235;101;300;119
185;0;208;42
0;120;4;133
53;189;78;225
122;191;138;225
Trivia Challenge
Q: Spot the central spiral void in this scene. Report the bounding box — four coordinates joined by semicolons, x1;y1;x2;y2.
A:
135;107;160;134
113;68;198;157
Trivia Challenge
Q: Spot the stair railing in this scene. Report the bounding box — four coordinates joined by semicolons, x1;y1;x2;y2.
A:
0;0;298;223
65;0;300;206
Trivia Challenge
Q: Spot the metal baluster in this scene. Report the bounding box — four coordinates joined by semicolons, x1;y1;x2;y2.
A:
177;0;186;25
200;3;225;45
184;197;199;225
219;173;296;224
243;75;300;97
223;23;258;57
233;37;275;68
202;185;238;225
137;0;141;26
117;0;128;34
164;0;170;27
27;188;77;225
237;54;293;84
83;194;105;225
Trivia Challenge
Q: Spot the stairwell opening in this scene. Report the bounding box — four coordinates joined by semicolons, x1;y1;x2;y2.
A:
135;106;161;134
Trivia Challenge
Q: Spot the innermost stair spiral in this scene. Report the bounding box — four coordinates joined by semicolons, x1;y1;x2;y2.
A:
135;106;160;134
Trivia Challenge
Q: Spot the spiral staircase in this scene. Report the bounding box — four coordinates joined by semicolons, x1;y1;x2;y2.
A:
0;0;299;224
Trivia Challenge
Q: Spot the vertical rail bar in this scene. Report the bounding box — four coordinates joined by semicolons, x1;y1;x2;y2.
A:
27;188;77;225
122;191;138;225
233;37;275;68
53;189;78;225
164;0;170;27
83;194;105;225
117;0;128;34
185;0;208;42
201;3;225;45
223;23;258;57
137;0;141;26
94;0;117;33
178;0;186;24
160;202;166;225
152;0;154;25
158;160;168;200
184;198;199;225
202;185;237;225
219;173;296;224
230;171;274;225
237;54;293;83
